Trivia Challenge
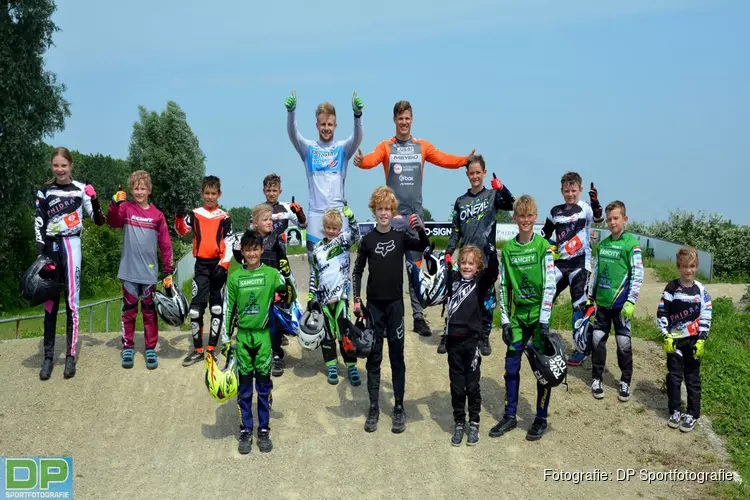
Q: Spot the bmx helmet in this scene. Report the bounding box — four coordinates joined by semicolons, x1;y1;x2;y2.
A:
573;303;597;354
20;255;65;306
154;285;189;327
410;247;447;308
524;331;568;388
204;352;239;404
298;301;325;351
351;316;376;359
272;300;303;337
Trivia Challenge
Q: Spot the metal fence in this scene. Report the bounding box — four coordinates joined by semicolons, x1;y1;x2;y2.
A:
0;297;121;340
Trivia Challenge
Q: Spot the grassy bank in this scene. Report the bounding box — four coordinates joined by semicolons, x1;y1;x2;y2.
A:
545;297;750;497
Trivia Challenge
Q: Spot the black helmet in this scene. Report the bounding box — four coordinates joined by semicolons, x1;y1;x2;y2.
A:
524;332;568;388
20;255;64;306
341;315;375;359
154;286;189;327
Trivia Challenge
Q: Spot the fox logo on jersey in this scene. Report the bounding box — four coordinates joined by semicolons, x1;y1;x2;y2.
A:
375;240;395;257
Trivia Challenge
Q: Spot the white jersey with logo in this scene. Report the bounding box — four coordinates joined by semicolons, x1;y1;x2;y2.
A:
309;221;360;305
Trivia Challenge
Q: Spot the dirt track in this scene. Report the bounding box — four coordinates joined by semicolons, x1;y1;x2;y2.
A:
0;257;742;500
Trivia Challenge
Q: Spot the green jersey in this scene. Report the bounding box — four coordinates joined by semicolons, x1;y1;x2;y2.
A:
225;263;286;331
498;234;556;325
590;232;644;309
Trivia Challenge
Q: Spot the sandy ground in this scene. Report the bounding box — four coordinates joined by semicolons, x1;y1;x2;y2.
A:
0;257;742;500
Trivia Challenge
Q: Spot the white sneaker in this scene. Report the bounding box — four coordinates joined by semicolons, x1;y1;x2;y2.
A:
591;379;604;399
618;381;631;402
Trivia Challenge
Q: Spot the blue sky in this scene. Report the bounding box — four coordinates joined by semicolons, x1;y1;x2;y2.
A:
46;0;749;224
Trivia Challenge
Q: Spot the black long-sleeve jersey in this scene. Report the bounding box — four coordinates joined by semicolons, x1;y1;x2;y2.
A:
446;249;499;337
446;186;515;258
352;225;429;302
657;279;712;340
541;200;603;270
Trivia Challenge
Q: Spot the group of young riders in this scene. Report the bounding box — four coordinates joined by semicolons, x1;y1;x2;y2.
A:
28;93;713;455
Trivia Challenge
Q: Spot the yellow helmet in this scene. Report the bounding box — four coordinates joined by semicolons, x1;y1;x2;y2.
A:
204;351;239;404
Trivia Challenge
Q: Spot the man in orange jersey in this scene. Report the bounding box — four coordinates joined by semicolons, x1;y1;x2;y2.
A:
354;100;474;337
175;175;233;366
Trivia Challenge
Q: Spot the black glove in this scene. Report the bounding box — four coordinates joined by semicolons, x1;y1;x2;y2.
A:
540;323;550;338
353;298;363;319
502;324;512;346
307;299;319;312
211;265;227;285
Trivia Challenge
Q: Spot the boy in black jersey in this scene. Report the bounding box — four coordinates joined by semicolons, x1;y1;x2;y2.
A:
444;243;499;446
262;173;307;253
657;247;712;433
541;172;603;366
353;186;429;434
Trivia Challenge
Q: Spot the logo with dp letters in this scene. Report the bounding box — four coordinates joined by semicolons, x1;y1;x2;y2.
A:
1;456;74;498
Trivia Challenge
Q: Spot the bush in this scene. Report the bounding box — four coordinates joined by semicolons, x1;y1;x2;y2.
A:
629;211;750;282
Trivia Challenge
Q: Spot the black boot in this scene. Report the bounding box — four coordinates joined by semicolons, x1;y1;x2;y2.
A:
257;429;273;453
413;318;432;337
526;417;548;441
238;429;252;454
479;333;492;356
392;404;406;434
39;358;53;381
489;415;517;437
364;405;379;433
63;356;76;379
437;334;447;354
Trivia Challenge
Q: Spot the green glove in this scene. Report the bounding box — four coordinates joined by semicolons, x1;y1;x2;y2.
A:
284;90;297;112
622;301;635;319
307;291;314;303
550;245;560;261
663;335;676;354
342;203;354;220
352;91;364;115
694;339;705;359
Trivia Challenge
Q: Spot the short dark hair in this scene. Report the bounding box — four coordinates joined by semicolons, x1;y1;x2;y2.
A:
202;175;221;192
606;200;626;216
393;100;412;118
240;229;264;250
263;173;281;188
560;172;582;187
466;154;485;171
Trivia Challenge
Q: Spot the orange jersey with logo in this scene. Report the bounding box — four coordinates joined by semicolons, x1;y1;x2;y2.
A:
357;137;468;217
175;206;233;268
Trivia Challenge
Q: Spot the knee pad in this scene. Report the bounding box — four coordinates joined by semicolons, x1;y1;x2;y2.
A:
189;309;201;320
615;335;632;355
210;305;223;316
239;373;253;385
592;329;607;349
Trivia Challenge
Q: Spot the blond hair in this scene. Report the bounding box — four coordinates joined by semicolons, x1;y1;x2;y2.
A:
128;170;152;192
676;247;699;268
323;209;343;230
316;102;336;119
458;245;484;273
368;186;399;215
513;194;537;216
252;203;273;223
606;200;626;216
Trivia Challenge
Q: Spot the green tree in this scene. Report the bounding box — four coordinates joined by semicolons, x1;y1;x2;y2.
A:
0;1;70;310
128;101;206;235
496;210;513;224
229;206;252;231
422;207;434;222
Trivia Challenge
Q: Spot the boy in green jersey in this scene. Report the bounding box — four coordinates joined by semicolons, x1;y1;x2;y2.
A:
588;200;644;402
226;229;290;454
490;195;557;442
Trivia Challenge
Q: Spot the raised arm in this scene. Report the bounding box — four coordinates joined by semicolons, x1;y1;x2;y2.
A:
423;140;470;169
343;115;364;160
477;245;500;297
107;198;125;229
356;141;388;170
82;184;106;226
286;109;315;162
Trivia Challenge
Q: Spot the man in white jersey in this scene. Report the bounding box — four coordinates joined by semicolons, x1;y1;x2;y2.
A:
285;90;364;262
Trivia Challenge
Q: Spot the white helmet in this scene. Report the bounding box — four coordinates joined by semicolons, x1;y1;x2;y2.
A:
409;247;447;308
573;303;597;354
298;301;325;351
